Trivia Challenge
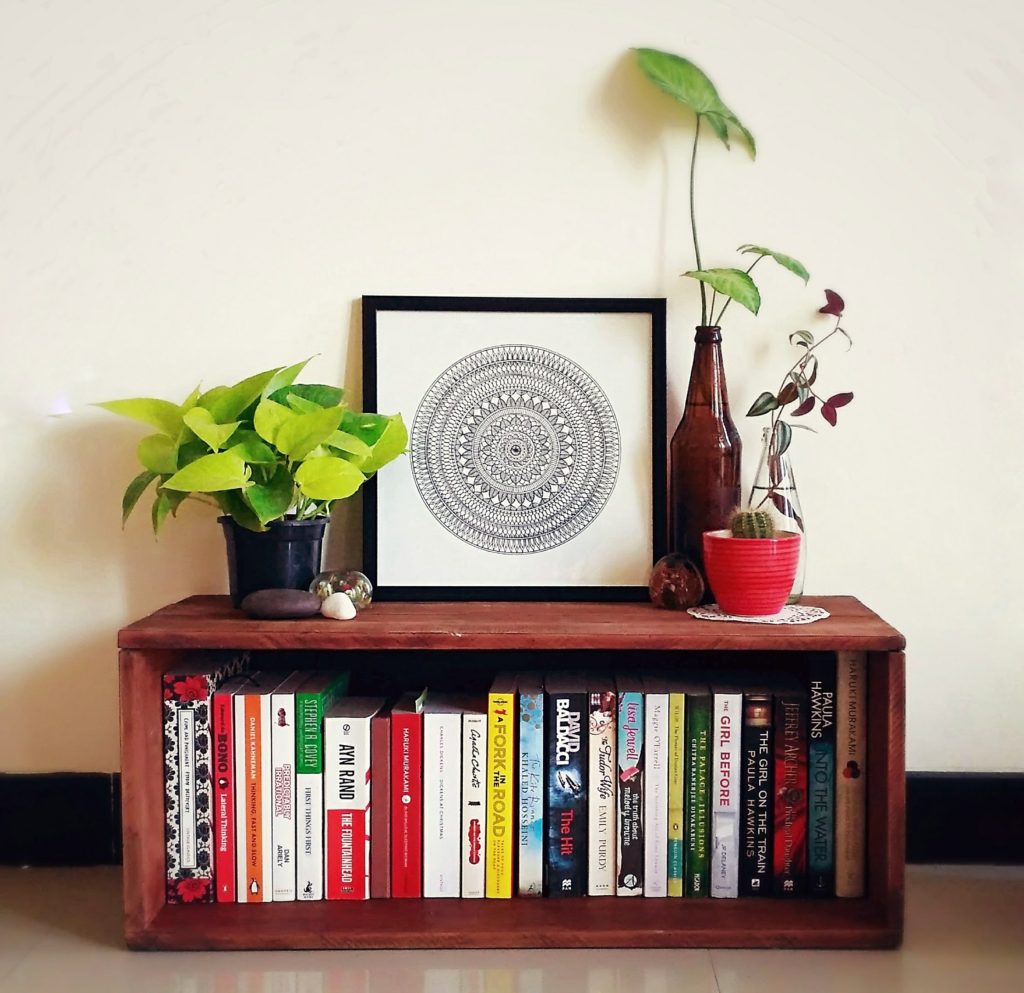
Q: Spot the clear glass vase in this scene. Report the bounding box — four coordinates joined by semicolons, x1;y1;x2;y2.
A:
748;426;805;602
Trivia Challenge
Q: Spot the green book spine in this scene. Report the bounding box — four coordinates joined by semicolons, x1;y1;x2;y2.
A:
684;691;711;898
667;692;686;897
295;672;349;901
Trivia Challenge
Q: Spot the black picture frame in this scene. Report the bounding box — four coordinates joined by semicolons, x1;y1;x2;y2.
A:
362;295;667;601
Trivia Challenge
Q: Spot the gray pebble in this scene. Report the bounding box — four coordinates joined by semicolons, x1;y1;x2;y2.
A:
240;588;322;619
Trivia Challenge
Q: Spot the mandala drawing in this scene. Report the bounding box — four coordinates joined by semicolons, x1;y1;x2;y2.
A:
410;344;621;554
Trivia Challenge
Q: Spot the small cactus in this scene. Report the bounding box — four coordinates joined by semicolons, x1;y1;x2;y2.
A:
730;507;777;539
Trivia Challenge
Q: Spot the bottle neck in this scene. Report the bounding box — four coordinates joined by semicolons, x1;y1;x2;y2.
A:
683;326;731;416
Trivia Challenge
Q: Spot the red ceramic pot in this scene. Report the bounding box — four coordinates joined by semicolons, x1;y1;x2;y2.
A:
702;529;802;617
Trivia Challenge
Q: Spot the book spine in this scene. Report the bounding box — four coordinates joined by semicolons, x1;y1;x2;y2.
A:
294;689;325;901
739;695;773;896
546;690;587;897
423;713;462;897
684;693;711;897
271;690;296;901
711;692;742;898
616;691;644;896
485;690;515;898
835;651;867;898
517;690;545;897
462;712;487;898
643;692;669;897
587;689;617;896
324;715;371;900
163;685;215;904
390;710;423;898
212;689;236;903
809;658;838;896
236;692;273;902
773;689;809;896
370;712;391;899
666;693;685;897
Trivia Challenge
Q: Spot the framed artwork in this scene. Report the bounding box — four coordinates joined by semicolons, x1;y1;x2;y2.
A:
362;296;666;601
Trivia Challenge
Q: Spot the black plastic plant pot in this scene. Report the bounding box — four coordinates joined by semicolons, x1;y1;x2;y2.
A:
219;516;327;608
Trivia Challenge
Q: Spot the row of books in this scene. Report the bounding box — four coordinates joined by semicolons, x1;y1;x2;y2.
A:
161;653;868;903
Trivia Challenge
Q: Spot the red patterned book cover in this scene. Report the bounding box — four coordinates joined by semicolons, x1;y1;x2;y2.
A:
162;655;246;905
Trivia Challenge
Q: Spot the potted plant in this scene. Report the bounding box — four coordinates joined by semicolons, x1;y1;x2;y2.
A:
702;508;801;616
98;359;407;605
632;48;811;575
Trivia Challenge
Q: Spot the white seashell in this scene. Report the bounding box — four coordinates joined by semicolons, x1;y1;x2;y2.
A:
321;591;357;621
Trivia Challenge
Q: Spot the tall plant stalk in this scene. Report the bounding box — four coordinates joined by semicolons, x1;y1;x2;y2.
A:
688;115;707;325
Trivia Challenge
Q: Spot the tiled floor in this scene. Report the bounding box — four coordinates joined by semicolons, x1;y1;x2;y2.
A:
0;866;1021;992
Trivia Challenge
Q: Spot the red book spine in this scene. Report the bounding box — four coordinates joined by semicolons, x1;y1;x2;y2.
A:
390;711;423;897
773;689;808;896
325;801;369;900
212;690;236;903
371;713;391;898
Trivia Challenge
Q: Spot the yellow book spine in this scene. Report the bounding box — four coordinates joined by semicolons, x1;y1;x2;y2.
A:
667;692;686;897
485;691;515;898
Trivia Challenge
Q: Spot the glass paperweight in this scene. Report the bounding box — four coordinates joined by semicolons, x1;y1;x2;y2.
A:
309;569;374;611
648;554;705;611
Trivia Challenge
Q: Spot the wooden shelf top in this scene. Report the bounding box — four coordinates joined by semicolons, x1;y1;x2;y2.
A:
118;594;905;652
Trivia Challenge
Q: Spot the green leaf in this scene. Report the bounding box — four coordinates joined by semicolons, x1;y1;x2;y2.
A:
747;391;779;416
294;456;366;501
226;429;278;464
183;407;240;453
137;434;178;474
269;383;345;410
633;48;756;156
359;414;409;474
151;491;173;535
773;419;793;456
217;490;264;532
275;405;346;460
95;398;182;438
789;329;815;348
162;452;251;493
122;470;158;525
284;394;323;415
244;465;295;525
163;487;189;516
205;366;285;423
263;358;312;399
738;245;810;284
253;398;296;446
196;385;228;412
684;268;761;315
326;430;373;460
179;384;202;414
176;437;210;469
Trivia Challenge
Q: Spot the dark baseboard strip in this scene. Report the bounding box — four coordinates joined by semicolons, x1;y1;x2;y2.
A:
1;772;1021;867
0;773;122;866
906;772;1024;864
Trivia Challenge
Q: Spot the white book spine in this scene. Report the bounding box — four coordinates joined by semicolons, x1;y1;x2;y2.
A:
643;692;669;897
711;691;742;898
423;713;462;897
271;690;296;901
296;772;322;901
587;690;616;896
323;714;372;899
461;713;487;898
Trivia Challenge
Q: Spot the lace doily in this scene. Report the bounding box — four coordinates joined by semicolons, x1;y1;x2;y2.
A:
687;604;830;625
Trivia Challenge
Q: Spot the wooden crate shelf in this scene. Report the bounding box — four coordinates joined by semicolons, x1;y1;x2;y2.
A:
119;595;905;950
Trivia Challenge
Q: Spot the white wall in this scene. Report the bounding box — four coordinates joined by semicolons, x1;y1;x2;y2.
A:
2;0;1021;773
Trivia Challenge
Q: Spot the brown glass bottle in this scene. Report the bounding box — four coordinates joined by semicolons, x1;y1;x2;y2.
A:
669;326;742;586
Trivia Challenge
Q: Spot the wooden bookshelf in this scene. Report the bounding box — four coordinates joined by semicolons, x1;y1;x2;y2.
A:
119;595;906;950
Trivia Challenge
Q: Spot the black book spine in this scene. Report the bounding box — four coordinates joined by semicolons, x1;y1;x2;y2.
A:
773;687;809;897
808;657;838;896
739;694;774;897
546;690;588;896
